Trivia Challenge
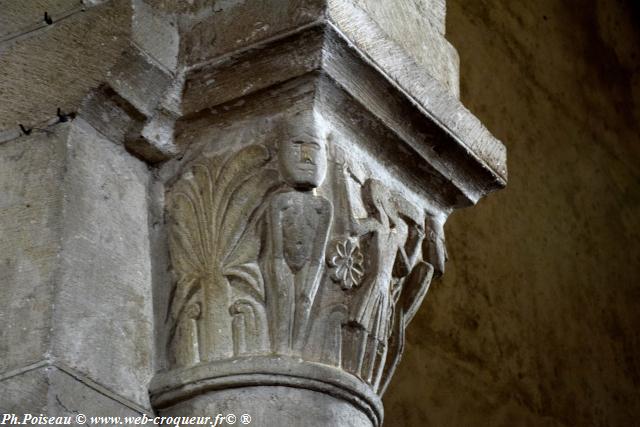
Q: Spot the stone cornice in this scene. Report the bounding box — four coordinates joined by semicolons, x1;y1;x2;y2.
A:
82;1;505;210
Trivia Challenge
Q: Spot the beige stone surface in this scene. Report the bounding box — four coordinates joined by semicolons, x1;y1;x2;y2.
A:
0;366;146;416
351;0;458;95
0;0;80;39
51;119;153;409
0;0;130;131
4;1;635;425
161;386;374;427
0;119;154;411
384;1;640;426
0;131;67;374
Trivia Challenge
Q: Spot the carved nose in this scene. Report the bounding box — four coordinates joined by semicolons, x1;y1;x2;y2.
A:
301;148;313;164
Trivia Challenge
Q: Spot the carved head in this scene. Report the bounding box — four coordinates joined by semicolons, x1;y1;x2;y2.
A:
278;122;327;190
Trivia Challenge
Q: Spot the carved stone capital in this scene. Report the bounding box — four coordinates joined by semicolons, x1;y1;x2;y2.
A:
148;100;490;424
113;1;510;425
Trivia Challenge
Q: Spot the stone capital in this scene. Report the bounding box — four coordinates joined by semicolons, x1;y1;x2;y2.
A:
92;2;509;425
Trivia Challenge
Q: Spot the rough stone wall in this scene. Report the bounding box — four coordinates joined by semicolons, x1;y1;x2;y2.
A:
0;0;131;132
384;1;640;426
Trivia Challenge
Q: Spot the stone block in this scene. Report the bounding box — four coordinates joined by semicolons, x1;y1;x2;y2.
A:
0;130;67;374
0;1;80;41
1;119;154;411
0;0;131;131
348;0;458;94
161;386;374;427
0;366;145;417
51;119;154;409
132;0;179;72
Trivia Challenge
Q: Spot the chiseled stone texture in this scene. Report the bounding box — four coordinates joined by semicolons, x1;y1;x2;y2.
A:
0;131;66;374
384;1;640;426
0;0;79;38
52;119;154;408
349;0;459;96
0;366;144;417
0;120;154;411
0;0;131;131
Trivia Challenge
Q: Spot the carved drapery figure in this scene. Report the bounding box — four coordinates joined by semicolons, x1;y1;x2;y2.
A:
332;177;431;389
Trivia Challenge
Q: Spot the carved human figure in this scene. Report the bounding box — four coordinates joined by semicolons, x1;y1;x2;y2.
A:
263;123;333;355
342;179;426;384
354;182;410;337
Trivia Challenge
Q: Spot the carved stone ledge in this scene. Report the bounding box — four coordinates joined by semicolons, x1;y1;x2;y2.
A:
150;356;384;426
78;1;505;199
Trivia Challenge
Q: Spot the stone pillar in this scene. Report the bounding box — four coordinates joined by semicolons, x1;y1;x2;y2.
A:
1;0;506;425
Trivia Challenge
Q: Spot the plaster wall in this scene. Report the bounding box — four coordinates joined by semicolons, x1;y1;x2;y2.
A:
384;1;640;426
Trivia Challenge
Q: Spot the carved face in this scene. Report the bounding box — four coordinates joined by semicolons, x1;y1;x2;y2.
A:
278;131;327;190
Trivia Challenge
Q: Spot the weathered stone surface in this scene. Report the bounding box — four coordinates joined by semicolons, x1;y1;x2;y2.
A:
0;130;66;374
160;386;374;427
180;26;324;116
1;1;516;425
51;119;153;409
0;366;145;417
326;0;505;182
0;0;130;131
0;367;48;414
131;0;179;72
151;89;448;425
0;0;80;41
48;367;146;417
144;0;326;66
384;1;640;426
79;85;145;146
0;119;154;412
106;46;173;118
348;0;458;95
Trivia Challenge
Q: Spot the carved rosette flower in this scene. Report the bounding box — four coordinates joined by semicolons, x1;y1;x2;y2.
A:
328;238;365;290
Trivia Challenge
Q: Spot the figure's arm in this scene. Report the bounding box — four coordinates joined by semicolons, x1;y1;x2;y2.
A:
353;217;378;237
292;198;333;350
376;261;431;389
305;198;333;295
311;198;333;266
266;196;295;352
425;215;447;278
267;197;288;287
265;197;292;299
268;196;285;260
298;199;331;296
393;245;412;278
399;261;434;325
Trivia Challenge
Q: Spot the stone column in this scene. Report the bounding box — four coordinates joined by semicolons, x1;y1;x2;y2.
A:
129;2;506;426
1;0;506;425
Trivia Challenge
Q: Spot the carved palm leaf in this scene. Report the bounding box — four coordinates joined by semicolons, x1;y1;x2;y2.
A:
167;144;278;325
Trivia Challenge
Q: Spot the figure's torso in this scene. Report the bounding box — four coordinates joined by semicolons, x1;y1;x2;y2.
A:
277;191;330;273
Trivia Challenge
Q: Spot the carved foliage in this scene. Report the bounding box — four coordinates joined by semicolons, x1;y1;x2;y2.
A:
167;145;279;366
164;135;446;396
